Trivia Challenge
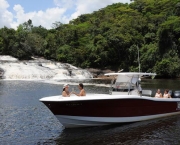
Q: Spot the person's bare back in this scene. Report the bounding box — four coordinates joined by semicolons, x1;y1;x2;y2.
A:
79;89;86;96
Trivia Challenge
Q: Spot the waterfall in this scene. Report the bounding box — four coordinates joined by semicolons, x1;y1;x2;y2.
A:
0;56;93;80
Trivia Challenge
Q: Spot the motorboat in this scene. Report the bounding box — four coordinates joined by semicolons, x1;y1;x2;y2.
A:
39;72;180;128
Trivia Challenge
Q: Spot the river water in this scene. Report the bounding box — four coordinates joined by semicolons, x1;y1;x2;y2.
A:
0;79;180;145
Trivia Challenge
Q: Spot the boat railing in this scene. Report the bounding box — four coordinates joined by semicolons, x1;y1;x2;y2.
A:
109;80;137;95
107;72;156;96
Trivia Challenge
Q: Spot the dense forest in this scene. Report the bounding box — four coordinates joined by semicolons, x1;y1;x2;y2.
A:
0;0;180;78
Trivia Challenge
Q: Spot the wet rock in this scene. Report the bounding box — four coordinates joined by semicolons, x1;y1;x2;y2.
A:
0;67;4;79
87;68;115;78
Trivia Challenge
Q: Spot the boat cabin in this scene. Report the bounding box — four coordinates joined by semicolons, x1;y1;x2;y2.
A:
105;72;156;96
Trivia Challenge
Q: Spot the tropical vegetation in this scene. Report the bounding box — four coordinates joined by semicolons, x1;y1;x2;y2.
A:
0;0;180;78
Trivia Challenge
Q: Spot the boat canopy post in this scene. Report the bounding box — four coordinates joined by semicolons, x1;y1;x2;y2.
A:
128;82;131;95
105;72;156;96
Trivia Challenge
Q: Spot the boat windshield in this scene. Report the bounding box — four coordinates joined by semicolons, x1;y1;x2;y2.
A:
111;81;135;92
106;72;156;95
109;74;142;95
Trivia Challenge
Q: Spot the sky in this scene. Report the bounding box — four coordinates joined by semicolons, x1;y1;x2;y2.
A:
0;0;131;29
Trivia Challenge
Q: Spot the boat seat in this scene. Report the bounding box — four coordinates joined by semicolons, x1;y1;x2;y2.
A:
142;90;152;97
172;91;180;98
168;90;173;97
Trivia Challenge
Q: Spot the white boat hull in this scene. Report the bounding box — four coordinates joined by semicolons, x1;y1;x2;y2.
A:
56;111;180;128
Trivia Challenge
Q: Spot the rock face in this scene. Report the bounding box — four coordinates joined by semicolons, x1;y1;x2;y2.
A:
0;68;4;79
0;55;93;80
87;68;115;78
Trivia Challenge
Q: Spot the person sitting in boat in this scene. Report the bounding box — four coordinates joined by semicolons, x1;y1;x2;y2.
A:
72;83;86;96
163;89;171;98
155;89;163;98
62;84;71;97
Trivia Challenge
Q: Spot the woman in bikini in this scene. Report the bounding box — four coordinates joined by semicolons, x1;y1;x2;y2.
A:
163;89;171;98
155;89;163;98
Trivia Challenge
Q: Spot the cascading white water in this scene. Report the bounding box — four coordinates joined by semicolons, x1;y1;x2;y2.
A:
0;56;93;80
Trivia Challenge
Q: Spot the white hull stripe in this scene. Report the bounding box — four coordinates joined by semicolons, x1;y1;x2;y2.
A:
55;112;180;128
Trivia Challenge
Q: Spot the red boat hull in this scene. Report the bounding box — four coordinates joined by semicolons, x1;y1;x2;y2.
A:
42;98;180;118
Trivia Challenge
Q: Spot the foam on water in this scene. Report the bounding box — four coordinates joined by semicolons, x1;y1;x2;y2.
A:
0;55;93;80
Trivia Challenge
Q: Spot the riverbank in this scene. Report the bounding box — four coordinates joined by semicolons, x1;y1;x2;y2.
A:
1;55;179;80
86;68;115;78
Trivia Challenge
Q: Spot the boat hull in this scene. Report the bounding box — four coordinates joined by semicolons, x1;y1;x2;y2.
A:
41;97;180;128
56;112;180;128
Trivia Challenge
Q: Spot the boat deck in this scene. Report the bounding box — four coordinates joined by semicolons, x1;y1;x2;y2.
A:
40;94;180;102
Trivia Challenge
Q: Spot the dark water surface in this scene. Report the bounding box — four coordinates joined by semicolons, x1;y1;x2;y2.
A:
0;79;180;145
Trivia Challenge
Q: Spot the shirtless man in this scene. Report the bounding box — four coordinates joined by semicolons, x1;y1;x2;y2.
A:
73;83;86;96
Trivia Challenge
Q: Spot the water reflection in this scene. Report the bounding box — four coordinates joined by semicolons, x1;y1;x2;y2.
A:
55;116;180;145
0;81;63;144
142;79;180;90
